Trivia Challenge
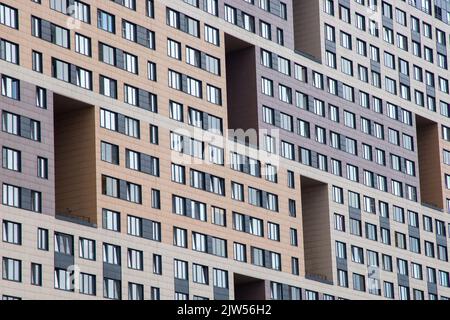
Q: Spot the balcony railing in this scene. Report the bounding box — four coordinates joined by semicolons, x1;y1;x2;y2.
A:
421;202;444;213
305;273;333;285
55;213;97;228
294;49;321;64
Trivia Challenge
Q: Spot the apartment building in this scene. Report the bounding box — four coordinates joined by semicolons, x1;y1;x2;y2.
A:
0;0;449;300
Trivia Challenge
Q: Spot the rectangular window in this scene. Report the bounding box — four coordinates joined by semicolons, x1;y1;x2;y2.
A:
151;189;160;209
2;147;20;172
75;33;91;56
0;39;18;64
32;51;43;73
37;228;49;251
147;61;157;81
99;75;117;99
173;227;187;248
267;222;279;240
79;238;95;261
1;75;20;100
103;243;121;265
54;232;73;256
31;263;42;286
2;220;21;245
193;263;209;285
207;84;222;105
174;259;188;280
0;4;18;29
102;209;120;232
150;124;158;144
104;278;121;299
153;254;162;275
97;10;115;33
204;24;219;45
37;157;48;179
101;141;119;165
2;257;21;282
127;248;143;270
80;273;96;295
2;184;19;208
213;268;228;288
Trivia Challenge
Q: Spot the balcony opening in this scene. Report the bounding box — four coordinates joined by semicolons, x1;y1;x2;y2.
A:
300;176;333;284
225;34;258;137
292;0;322;62
54;94;97;225
233;273;266;300
416;115;443;210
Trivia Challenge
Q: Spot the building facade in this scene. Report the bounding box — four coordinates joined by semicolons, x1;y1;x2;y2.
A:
0;0;449;300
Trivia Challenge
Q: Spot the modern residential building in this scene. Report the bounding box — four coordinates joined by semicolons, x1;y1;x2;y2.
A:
0;0;449;300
